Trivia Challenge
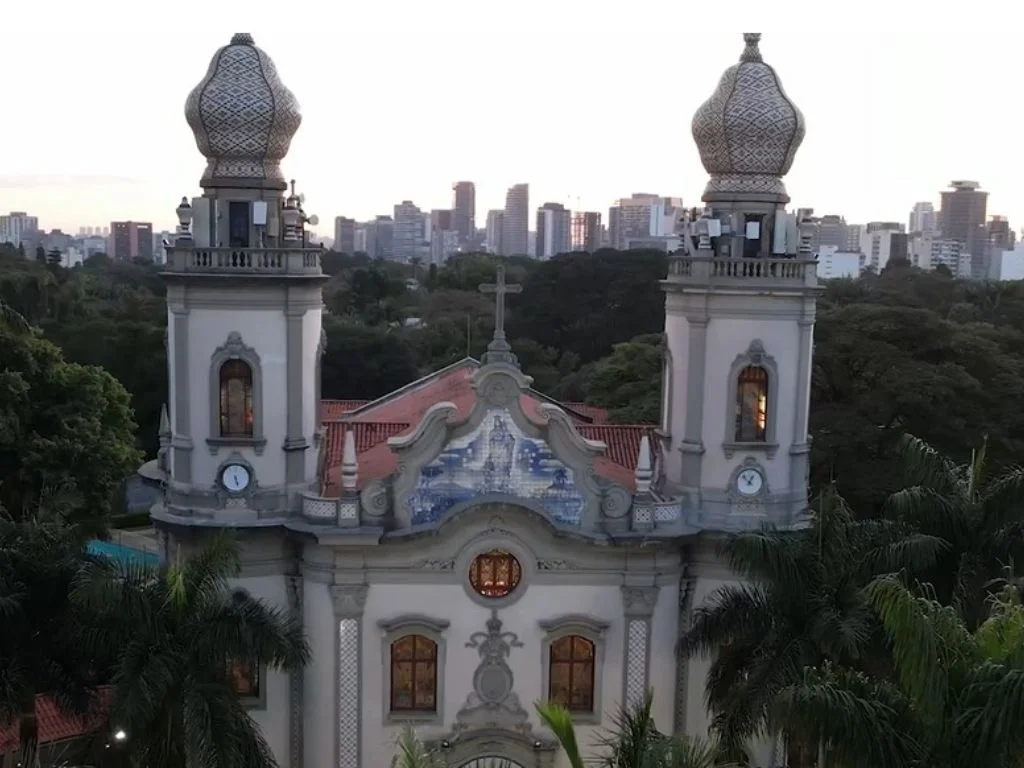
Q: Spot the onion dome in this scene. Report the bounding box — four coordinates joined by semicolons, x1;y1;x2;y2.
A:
691;33;805;200
185;33;301;190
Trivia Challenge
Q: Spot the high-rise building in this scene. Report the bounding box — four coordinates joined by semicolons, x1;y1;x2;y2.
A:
860;222;907;272
501;184;529;256
333;216;356;254
428;209;457;265
485;210;504;254
909;202;937;234
987;215;1015;250
392;201;425;263
910;235;968;276
365;216;394;260
939;180;988;279
452;182;475;244
571;212;602;252
608;194;684;250
535;203;571;260
0;211;39;248
110;221;154;261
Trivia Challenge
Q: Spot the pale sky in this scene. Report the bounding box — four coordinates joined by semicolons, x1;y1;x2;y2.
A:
3;0;1021;237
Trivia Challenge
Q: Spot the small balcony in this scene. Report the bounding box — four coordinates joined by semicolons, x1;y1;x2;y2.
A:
664;256;819;291
163;246;323;277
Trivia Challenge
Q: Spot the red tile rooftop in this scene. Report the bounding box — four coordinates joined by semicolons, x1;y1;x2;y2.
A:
0;689;110;754
317;360;654;497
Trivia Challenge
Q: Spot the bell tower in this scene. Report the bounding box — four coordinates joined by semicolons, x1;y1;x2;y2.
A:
157;33;327;526
660;33;819;528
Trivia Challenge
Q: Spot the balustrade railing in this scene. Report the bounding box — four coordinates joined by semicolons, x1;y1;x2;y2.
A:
165;246;322;275
665;256;818;287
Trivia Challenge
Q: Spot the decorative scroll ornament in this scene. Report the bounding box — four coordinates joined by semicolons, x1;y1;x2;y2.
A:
451;610;530;735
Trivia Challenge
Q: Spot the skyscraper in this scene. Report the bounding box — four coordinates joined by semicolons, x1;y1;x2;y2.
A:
501;184;529;256
607;194;684;250
333;216;356;254
110;221;154;261
452;182;475;245
485;210;504;254
535;203;571;259
393;201;425;263
939;181;988;278
571;212;602;252
908;202;937;234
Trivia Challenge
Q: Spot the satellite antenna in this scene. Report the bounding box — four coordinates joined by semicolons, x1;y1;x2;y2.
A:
298;193;306;205
307;214;319;227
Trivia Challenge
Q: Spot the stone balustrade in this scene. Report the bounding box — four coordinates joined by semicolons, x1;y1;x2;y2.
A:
665;256;818;289
300;493;360;526
164;246;322;276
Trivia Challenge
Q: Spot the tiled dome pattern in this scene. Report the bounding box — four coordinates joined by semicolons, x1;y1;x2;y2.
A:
185;33;301;189
692;33;805;197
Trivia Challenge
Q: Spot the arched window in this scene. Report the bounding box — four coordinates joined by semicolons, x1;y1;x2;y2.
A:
734;365;768;442
548;635;595;712
219;360;253;437
390;634;438;712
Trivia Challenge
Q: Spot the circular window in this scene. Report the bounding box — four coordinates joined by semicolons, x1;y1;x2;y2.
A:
468;550;522;599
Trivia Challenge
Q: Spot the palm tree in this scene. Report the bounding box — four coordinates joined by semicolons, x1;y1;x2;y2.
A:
390;725;443;768
771;575;1024;767
884;434;1024;628
677;486;943;758
0;512;100;764
536;692;735;768
73;533;310;768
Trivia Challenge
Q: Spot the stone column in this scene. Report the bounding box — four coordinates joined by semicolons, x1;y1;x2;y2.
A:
287;575;304;768
621;586;659;711
283;306;309;488
788;317;815;500
331;585;368;768
679;317;708;488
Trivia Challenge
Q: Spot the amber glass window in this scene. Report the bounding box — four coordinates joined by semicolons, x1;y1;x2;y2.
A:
469;551;522;598
227;660;260;698
734;365;768;442
219;360;253;437
548;635;595;712
390;634;437;712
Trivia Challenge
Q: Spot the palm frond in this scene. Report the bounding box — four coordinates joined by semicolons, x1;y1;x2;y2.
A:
895;433;961;495
770;664;924;768
722;528;807;593
677;583;775;659
534;701;585;768
390;725;443;768
864;576;971;726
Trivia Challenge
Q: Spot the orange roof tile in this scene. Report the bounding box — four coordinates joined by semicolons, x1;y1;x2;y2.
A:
0;689;111;754
562;403;610;424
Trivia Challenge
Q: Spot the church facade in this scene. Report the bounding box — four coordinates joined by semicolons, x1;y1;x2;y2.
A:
146;31;819;768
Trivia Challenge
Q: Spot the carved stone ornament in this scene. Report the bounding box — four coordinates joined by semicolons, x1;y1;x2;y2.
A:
330;584;368;618
601;485;632;519
360;479;389;518
477;372;519;407
415;558;456;571
451;610;531;735
621;586;659;618
536;559;579;571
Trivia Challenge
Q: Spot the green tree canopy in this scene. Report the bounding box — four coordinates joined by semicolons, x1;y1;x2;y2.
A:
0;329;141;525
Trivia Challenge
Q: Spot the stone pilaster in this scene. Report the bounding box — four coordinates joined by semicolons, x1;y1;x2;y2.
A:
620;586;659;711
331;584;368;768
672;574;696;735
287;575;304;768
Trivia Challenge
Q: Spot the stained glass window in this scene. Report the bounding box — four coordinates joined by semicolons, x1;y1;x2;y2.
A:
469;551;522;598
390;634;437;712
228;660;259;698
548;635;595;712
735;365;768;442
219;360;253;437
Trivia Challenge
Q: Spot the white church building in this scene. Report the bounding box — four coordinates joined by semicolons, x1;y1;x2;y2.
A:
146;31;818;768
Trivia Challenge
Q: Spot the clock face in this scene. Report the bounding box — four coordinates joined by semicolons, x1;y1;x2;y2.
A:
736;468;764;496
221;464;251;493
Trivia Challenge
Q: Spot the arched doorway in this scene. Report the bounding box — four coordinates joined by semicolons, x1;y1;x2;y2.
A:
458;758;527;768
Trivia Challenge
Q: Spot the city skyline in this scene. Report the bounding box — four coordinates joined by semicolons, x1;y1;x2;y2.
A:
3;1;1021;234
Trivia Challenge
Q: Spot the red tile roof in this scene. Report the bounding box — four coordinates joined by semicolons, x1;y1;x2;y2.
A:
316;361;656;496
321;400;370;420
0;690;111;754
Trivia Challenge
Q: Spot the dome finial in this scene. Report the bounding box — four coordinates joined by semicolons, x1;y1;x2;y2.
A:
741;33;763;62
231;33;254;45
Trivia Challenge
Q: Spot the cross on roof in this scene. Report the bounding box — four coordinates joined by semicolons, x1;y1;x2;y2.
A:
478;265;522;367
479;265;522;342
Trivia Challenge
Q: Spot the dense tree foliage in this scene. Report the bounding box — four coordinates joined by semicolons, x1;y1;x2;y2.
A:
7;242;1024;516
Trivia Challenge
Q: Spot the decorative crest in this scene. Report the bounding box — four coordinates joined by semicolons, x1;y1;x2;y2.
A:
478;266;523;367
740;33;763;62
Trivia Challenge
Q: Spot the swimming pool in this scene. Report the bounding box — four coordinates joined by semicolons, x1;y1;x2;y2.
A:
87;539;160;566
